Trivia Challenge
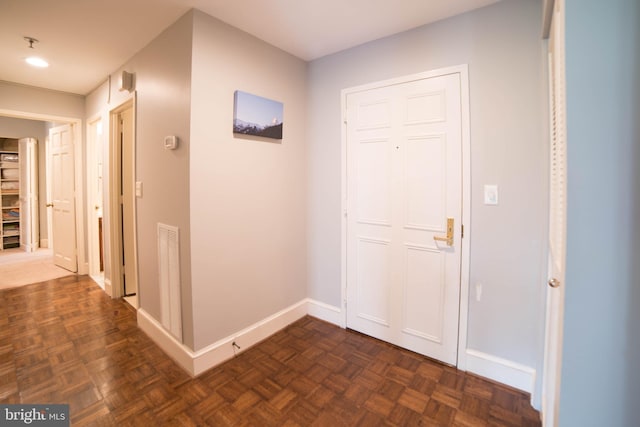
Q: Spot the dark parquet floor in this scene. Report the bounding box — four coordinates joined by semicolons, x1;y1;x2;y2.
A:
0;275;541;426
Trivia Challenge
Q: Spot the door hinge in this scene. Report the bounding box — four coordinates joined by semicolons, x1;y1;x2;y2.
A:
461;224;464;239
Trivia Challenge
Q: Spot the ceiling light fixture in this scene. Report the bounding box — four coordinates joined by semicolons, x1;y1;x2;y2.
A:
23;36;49;68
25;56;49;68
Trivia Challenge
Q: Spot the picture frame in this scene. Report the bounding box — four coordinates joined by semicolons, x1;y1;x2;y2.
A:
233;90;283;140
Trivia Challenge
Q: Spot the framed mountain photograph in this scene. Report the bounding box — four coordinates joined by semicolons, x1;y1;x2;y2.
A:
233;90;283;140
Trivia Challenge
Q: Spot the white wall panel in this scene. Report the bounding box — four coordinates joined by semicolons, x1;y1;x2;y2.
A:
405;135;445;231
357;139;391;225
403;245;445;342
356;238;391;325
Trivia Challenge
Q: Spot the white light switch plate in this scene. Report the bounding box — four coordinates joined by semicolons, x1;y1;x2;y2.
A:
135;181;143;198
484;185;498;205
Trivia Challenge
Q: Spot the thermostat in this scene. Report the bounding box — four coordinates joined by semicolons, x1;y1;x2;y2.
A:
164;135;178;150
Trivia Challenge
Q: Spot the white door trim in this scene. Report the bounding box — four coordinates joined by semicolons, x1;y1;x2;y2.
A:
339;65;472;368
45;135;52;249
87;114;104;284
0;108;86;274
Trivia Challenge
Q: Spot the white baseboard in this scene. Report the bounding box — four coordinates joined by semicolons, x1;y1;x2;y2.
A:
137;299;534;403
138;308;196;375
104;278;113;297
137;299;311;376
306;299;342;326
78;262;90;276
90;274;105;290
191;300;308;375
465;349;536;394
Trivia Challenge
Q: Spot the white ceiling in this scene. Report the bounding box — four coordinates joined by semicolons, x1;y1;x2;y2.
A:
0;0;499;95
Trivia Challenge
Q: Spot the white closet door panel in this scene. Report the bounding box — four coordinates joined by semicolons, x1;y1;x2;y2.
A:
356;237;392;326
404;135;446;231
542;0;567;424
19;138;38;252
402;245;445;342
357;138;391;225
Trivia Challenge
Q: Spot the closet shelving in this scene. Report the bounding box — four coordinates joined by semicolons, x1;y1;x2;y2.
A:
0;138;20;250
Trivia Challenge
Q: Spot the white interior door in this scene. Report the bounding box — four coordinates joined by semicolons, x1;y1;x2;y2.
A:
19;137;38;252
542;0;566;425
346;72;463;365
49;124;77;272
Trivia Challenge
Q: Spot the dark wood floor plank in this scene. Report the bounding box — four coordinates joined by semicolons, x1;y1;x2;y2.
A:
0;275;541;425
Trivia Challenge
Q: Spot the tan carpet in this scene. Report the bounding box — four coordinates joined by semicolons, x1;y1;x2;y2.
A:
0;249;74;290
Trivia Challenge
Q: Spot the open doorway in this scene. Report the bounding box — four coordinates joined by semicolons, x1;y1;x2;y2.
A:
87;117;105;288
0;119;45;254
0;110;86;284
107;98;138;309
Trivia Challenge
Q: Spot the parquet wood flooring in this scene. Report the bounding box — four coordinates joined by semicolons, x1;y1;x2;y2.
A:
0;275;541;426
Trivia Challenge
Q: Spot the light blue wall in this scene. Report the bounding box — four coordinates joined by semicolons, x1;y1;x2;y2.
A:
561;0;640;425
307;0;548;387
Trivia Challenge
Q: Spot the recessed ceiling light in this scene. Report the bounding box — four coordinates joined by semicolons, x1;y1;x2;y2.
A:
25;56;49;68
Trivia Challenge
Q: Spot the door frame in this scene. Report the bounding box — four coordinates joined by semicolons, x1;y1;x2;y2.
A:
340;65;472;368
87;115;104;285
0;108;86;273
541;0;566;424
107;96;138;300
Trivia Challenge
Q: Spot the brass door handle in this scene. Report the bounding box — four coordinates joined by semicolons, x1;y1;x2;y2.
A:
434;218;454;246
46;203;54;207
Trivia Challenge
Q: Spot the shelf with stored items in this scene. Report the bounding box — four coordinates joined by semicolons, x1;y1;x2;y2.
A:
0;137;38;252
0;138;20;250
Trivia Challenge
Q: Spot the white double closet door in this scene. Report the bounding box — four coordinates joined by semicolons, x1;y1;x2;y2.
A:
346;71;463;365
19;137;39;252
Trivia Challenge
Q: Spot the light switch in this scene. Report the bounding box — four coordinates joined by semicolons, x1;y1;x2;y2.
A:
484;185;498;205
135;181;143;198
164;135;178;150
476;283;483;302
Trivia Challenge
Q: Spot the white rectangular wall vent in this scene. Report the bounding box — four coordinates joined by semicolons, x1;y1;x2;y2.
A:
158;223;182;341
